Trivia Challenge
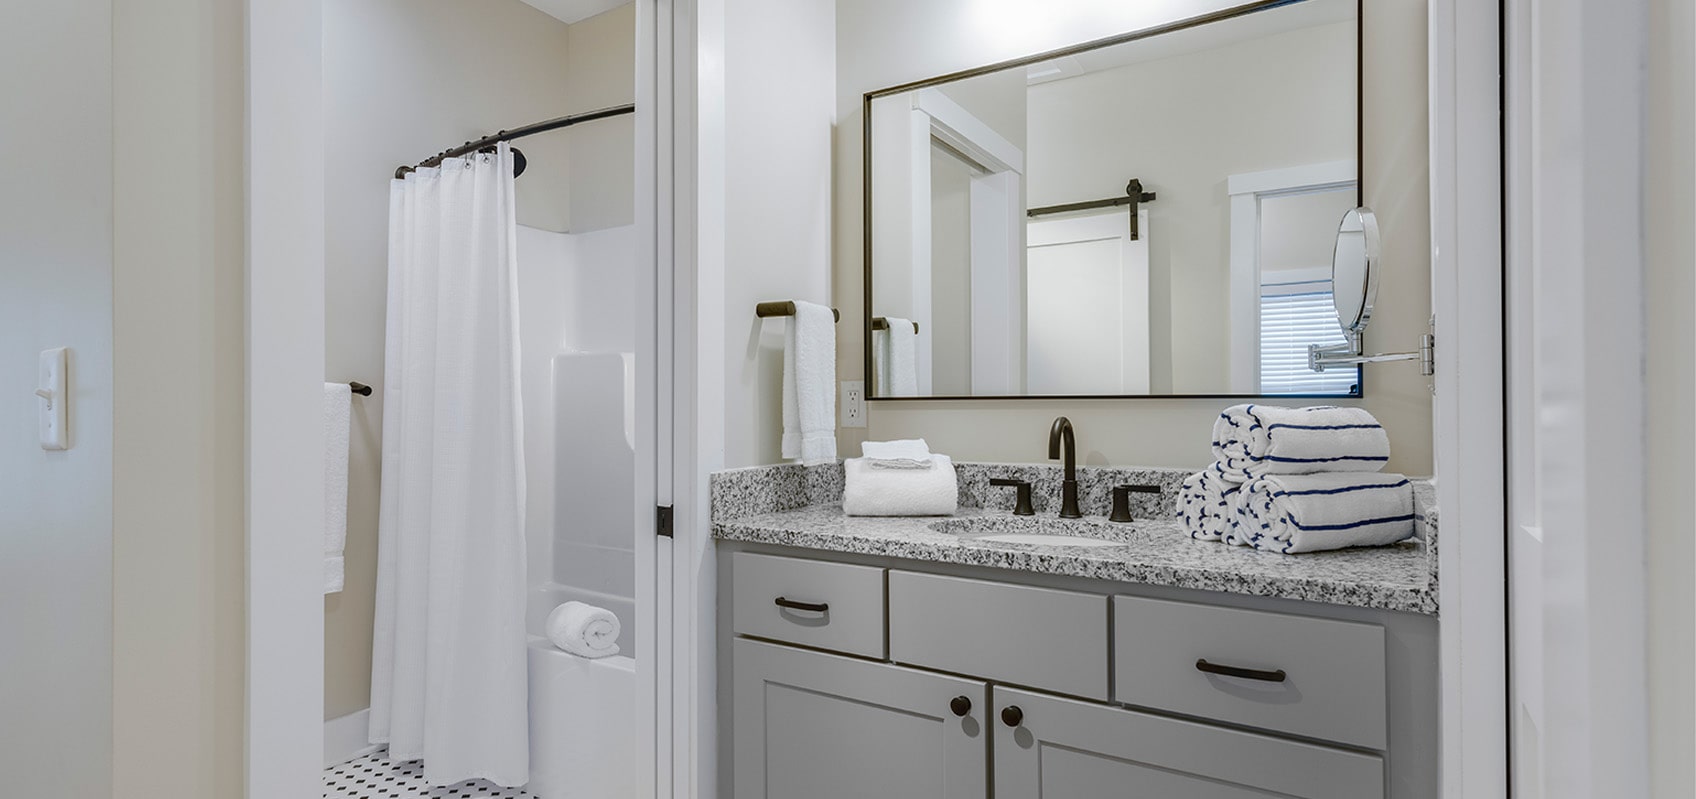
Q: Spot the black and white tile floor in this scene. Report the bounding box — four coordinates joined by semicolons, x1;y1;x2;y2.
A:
324;751;533;799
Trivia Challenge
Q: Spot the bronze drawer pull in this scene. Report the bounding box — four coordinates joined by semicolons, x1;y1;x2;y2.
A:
1196;658;1287;683
773;597;829;613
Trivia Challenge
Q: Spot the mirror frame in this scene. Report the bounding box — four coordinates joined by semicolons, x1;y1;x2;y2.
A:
862;0;1365;400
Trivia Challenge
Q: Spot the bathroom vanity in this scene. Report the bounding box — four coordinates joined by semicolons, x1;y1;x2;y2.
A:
713;462;1439;799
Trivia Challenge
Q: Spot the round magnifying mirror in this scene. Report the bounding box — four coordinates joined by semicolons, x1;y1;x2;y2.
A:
1331;207;1380;336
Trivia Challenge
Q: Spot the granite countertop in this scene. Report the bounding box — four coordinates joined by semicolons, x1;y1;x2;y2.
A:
709;462;1438;616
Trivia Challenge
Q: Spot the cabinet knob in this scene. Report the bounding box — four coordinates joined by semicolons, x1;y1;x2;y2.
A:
1000;705;1023;727
949;695;972;717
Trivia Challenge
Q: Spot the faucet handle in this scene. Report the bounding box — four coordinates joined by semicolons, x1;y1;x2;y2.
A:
1109;484;1162;523
989;478;1036;516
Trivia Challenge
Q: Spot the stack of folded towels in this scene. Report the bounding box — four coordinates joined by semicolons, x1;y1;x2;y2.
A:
842;438;958;517
1178;404;1416;554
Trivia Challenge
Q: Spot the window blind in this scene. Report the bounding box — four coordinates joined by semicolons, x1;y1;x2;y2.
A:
1260;289;1357;394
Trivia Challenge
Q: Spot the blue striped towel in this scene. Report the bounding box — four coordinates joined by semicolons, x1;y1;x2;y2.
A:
1211;404;1390;481
1176;465;1251;545
1237;473;1416;554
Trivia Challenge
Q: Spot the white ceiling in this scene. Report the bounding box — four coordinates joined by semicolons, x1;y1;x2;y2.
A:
517;0;630;25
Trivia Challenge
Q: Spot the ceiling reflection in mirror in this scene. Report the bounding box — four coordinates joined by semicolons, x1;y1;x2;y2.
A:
865;0;1362;399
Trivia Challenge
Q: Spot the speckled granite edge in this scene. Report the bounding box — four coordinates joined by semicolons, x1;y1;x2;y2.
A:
714;507;1437;615
709;462;843;523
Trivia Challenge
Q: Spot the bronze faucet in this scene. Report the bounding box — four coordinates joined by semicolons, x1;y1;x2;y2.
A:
1048;417;1082;518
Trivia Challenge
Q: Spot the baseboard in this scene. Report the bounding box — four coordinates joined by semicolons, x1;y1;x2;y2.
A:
324;708;381;768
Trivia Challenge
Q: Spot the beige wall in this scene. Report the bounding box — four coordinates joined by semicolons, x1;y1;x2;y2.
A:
0;3;116;796
836;0;1433;475
1645;0;1695;794
108;0;249;796
565;4;639;232
322;0;634;720
3;3;250;794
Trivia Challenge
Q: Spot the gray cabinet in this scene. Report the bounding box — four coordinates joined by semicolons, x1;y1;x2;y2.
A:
732;638;988;799
991;686;1385;799
719;549;1434;799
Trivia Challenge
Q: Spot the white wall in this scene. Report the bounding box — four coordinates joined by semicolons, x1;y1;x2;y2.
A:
719;0;837;467
1645;0;1695;793
0;3;115;796
837;0;1435;475
322;0;635;720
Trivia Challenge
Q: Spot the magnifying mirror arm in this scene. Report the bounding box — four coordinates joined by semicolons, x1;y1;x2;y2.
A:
1308;332;1435;376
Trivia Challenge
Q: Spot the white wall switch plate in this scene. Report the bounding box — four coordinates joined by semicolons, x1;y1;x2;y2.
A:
840;380;867;428
38;347;68;450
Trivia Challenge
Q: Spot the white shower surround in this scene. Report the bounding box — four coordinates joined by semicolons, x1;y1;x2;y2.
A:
516;223;641;798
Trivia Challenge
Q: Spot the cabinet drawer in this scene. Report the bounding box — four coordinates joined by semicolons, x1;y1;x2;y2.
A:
732;553;886;658
889;571;1108;700
993;686;1383;799
1113;596;1387;749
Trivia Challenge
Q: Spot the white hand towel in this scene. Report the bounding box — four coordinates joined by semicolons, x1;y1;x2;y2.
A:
546;601;622;659
781;301;837;463
1212;404;1390;481
878;318;919;397
323;382;352;594
1237;472;1415;554
862;438;933;469
842;454;958;516
1176;465;1249;545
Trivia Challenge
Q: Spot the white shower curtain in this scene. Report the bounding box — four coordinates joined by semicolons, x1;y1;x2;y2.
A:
368;143;529;787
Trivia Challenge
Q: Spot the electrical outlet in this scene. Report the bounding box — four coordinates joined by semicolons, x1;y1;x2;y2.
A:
840;380;867;428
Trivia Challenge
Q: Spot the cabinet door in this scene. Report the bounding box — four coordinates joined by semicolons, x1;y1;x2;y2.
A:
991;687;1384;799
734;638;988;799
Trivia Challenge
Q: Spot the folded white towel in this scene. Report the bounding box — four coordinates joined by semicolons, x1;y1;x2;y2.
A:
546;601;622;659
874;319;919;397
862;438;930;459
862;438;933;469
1212;404;1390;481
842;454;958;516
1176;465;1249;545
323;382;352;594
1237;473;1415;553
781;301;838;463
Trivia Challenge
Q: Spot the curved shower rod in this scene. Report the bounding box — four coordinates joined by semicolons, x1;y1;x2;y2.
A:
394;102;636;180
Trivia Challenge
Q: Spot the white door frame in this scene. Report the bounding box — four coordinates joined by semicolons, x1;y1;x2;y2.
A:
1428;0;1509;796
245;2;671;797
869;88;1025;396
1225;160;1357;394
1503;0;1651;795
247;3;326;796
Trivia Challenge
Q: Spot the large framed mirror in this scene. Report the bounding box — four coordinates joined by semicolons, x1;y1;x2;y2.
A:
864;0;1362;399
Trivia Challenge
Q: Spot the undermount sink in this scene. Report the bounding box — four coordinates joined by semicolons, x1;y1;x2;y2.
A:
928;516;1133;549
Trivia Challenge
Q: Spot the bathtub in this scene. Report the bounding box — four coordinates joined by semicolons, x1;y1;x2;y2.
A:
526;583;637;799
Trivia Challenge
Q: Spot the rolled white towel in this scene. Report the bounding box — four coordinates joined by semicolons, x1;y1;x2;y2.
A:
546;601;622;659
842;454;958;516
1211;404;1390;481
861;438;934;470
1237;473;1416;554
1176;465;1249;545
